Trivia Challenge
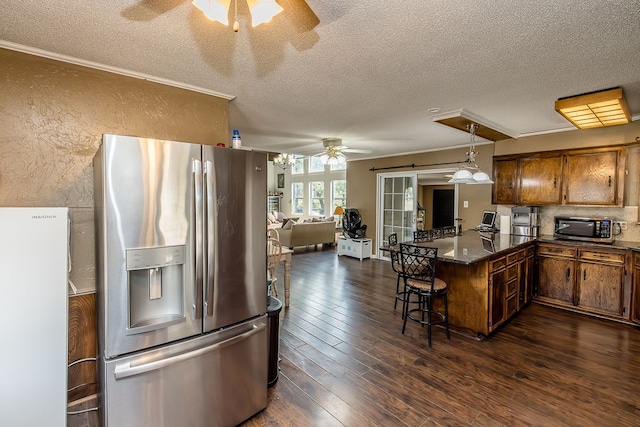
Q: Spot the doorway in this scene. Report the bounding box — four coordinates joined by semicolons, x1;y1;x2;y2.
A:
432;189;455;227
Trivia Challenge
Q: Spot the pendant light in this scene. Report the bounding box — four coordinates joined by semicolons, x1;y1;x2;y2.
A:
448;124;494;185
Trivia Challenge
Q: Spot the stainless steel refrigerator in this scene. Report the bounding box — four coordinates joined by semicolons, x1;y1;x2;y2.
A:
93;134;268;427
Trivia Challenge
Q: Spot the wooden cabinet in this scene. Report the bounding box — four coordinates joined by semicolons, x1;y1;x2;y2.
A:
633;253;640;324
492;146;625;207
518;245;535;308
536;242;629;321
488;244;533;332
519;156;563;205
492;159;517;204
537;244;576;306
563;150;623;206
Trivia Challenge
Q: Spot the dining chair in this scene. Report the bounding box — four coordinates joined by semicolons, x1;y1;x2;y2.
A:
399;243;450;347
387;233;406;315
267;237;282;297
413;229;432;242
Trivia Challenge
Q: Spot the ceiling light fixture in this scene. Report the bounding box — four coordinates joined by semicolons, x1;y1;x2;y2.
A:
432;109;517;141
273;153;295;170
448;124;494;185
320;147;346;166
555;87;631;129
193;0;283;31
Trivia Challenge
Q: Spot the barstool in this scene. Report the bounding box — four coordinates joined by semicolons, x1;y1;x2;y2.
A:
399;243;450;347
388;233;406;315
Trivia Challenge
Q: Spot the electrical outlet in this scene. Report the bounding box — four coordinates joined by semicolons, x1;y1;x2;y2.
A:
618;221;627;231
463;201;469;208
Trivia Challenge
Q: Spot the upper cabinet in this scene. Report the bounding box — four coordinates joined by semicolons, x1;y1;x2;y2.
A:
492;146;625;207
519;155;563;205
563;150;623;205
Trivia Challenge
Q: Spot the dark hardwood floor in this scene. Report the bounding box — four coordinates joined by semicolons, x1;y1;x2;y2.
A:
242;245;640;427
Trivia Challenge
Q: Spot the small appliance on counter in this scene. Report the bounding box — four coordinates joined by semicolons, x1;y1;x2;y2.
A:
554;216;615;244
511;206;540;237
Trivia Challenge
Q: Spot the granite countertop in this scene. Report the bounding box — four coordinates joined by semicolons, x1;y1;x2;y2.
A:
385;230;536;265
381;232;640;266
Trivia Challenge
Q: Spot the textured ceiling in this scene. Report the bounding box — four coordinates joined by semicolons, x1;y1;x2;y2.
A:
1;0;640;160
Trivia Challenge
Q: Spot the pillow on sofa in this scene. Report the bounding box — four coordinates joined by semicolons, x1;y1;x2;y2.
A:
267;212;277;224
282;219;296;230
276;211;288;222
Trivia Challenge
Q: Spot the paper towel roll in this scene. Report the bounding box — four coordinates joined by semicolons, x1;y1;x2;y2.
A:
500;215;511;234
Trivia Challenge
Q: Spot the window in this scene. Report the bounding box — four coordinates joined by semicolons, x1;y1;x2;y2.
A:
309;156;325;173
331;180;346;211
309;181;325;216
291;156;304;175
292;182;304;215
330;162;346;171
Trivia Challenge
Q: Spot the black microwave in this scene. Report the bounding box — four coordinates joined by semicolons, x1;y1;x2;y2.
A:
554;216;615;244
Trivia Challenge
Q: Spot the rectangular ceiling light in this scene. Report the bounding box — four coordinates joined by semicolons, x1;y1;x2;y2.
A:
431;109;518;141
555;87;631;129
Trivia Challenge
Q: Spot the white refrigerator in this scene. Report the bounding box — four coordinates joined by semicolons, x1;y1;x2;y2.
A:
0;207;69;427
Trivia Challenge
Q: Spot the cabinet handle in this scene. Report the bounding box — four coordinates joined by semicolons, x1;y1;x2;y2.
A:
509;179;513;189
583;269;586;281
566;268;570;279
608;176;612;187
553;177;557;188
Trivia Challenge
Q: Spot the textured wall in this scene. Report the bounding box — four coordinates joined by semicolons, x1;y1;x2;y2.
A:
0;48;229;293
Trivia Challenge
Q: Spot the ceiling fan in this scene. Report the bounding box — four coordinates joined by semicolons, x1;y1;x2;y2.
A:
311;138;372;165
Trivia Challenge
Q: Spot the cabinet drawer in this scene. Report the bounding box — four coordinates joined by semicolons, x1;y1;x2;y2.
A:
507;278;518;296
635;254;640;266
506;252;519;265
537;244;576;258
506;264;519;281
526;245;535;257
490;257;506;271
579;249;625;264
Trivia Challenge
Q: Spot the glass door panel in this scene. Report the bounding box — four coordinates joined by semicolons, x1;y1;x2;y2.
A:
378;174;417;259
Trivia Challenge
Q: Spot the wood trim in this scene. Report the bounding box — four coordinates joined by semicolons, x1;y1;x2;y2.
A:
68;293;97;403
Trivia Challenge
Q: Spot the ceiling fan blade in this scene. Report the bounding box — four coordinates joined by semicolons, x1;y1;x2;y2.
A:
342;148;372;154
277;0;320;33
122;0;187;21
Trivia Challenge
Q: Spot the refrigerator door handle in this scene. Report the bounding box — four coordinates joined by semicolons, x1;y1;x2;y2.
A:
193;159;204;320
114;322;266;380
204;160;215;317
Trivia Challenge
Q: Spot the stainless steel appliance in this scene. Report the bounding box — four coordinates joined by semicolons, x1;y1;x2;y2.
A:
94;134;268;427
511;206;540;237
554;216;615;244
0;208;69;427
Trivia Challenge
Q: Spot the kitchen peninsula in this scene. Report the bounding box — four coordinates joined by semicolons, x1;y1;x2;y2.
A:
388;231;536;337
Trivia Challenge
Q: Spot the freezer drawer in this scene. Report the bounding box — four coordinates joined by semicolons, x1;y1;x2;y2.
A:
101;316;268;427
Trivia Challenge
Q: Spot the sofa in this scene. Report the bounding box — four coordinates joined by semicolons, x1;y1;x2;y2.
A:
278;220;337;249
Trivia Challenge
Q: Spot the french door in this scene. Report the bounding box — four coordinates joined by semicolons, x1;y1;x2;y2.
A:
376;173;417;259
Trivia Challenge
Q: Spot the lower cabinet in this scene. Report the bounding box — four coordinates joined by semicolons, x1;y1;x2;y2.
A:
536;242;629;321
488;244;533;333
632;253;640;324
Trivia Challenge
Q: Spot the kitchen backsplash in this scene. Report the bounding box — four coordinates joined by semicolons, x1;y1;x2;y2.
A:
496;205;640;242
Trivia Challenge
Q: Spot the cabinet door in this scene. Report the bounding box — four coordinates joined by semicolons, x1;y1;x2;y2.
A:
537;256;575;306
519;156;563;205
492;159;517;204
564;150;621;206
633;266;640;324
489;268;506;331
519;254;535;309
577;262;624;317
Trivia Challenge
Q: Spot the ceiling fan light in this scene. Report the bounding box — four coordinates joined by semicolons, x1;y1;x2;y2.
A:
247;0;283;26
192;0;231;25
337;153;346;165
326;155;339;166
319;154;329;164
